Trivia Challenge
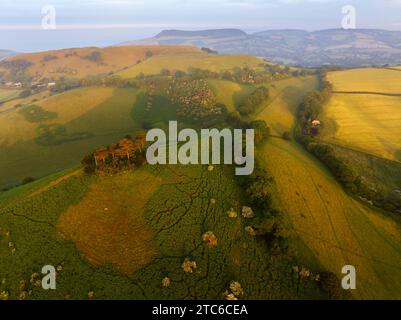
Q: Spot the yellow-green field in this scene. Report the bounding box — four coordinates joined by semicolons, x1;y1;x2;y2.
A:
320;93;401;161
0;87;119;145
327;68;401;94
118;53;263;78
0;88;20;103
323;68;401;162
0;86;140;188
256;76;401;299
255;76;319;135
208;79;256;112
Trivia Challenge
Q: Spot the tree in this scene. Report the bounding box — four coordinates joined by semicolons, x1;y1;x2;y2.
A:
238;86;269;115
282;131;291;140
319;272;343;299
160;68;171;76
81;154;96;174
19;89;32;98
21;177;35;185
251;120;270;144
145;50;154;58
82;51;102;63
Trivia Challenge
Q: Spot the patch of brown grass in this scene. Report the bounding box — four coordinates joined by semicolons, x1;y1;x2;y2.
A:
57;169;161;277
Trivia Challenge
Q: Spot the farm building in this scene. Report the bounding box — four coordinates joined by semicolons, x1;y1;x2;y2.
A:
311;119;321;127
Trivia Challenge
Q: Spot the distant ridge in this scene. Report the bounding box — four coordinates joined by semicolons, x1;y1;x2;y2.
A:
0;49;16;61
119;28;401;67
155;29;247;38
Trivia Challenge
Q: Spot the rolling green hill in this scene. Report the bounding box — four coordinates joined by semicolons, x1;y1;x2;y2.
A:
0;86;140;189
1;47;401;300
0;164;324;300
0;46;200;82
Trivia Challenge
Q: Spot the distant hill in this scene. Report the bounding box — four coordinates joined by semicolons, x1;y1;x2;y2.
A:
121;28;401;67
0;45;199;81
0;50;15;61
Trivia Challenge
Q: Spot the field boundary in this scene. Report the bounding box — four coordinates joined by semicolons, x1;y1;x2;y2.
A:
322;140;401;165
333;91;401;97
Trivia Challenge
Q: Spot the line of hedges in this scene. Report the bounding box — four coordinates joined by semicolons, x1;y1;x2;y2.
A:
295;73;401;214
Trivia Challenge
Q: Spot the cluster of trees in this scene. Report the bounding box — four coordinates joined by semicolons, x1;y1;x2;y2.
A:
307;143;360;191
0;58;33;72
151;64;301;85
41;54;58;62
168;79;226;121
318;272;344;300
81;75;138;88
238;167;274;213
201;47;218;54
226;112;270;144
374;190;401;213
49;78;81;93
237;163;290;255
82;133;147;174
82;51;103;64
49;75;138;94
297;76;332;138
221;67;269;84
18;89;32;98
237;86;269;115
1;176;36;192
0;59;34;84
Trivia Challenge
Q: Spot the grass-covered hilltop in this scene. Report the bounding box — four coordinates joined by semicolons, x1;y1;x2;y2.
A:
0;45;400;300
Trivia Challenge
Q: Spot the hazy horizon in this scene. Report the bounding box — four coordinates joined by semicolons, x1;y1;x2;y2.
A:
1;0;401;52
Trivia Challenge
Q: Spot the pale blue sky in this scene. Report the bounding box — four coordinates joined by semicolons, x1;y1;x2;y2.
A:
1;0;401;52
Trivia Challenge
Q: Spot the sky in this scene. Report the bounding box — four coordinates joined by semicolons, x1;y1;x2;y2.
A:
1;0;401;52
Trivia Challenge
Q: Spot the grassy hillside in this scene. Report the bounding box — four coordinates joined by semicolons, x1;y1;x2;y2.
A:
118;53;264;78
255;77;319;135
0;86;140;189
0;164;323;300
0;89;20;103
0;46;200;81
208;79;256;112
255;75;401;299
1;49;401;300
327;68;401;94
320;93;401;162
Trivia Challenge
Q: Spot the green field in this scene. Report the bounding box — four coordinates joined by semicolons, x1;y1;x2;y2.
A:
255;76;401;299
0;86;140;189
1;48;401;300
